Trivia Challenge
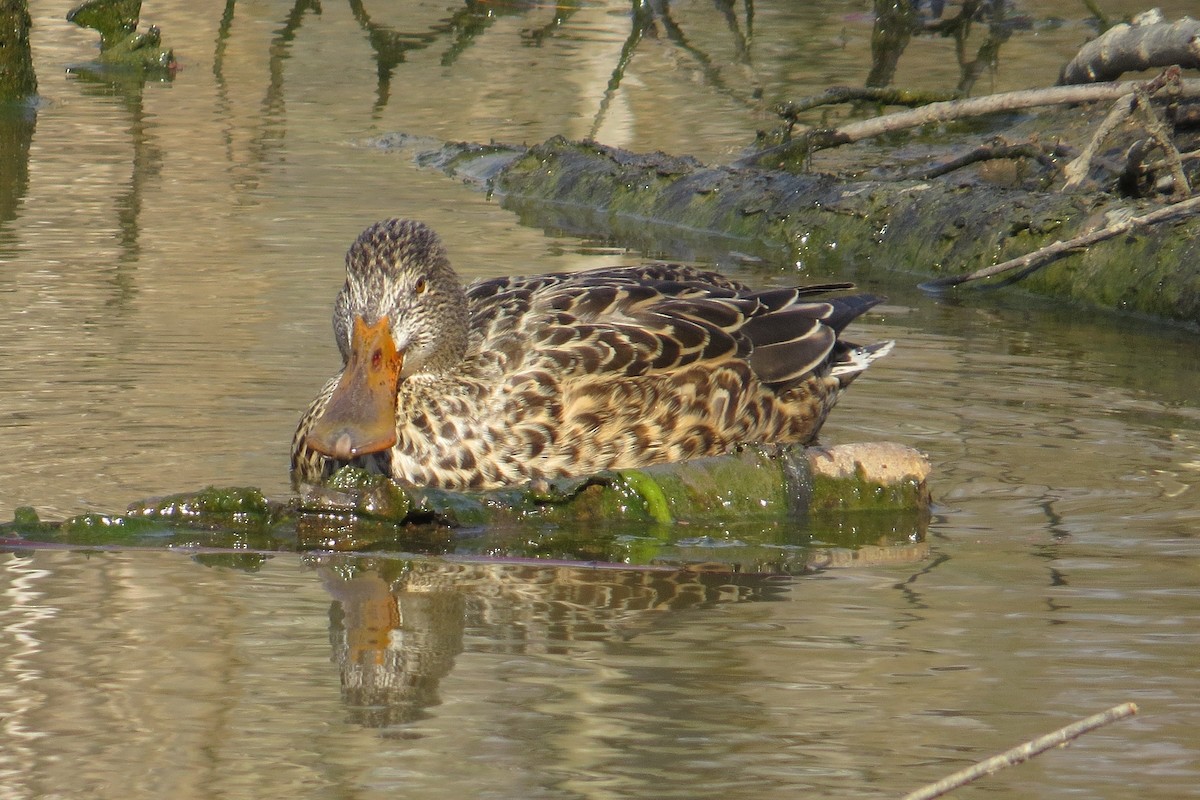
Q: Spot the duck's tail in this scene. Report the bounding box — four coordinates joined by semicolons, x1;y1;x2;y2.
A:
831;339;895;385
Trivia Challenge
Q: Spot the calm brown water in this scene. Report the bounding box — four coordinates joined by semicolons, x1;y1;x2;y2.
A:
1;2;1198;798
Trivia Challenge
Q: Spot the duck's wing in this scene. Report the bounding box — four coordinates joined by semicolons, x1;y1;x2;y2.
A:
468;263;752;301
736;288;885;385
465;266;878;385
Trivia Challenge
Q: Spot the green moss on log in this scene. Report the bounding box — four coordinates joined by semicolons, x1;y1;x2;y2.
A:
425;135;1200;324
127;485;275;521
67;0;175;71
0;444;930;573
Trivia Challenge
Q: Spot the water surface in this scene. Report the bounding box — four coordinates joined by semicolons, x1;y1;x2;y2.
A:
1;2;1197;798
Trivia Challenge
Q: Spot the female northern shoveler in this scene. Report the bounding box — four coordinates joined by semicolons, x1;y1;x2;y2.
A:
292;219;892;491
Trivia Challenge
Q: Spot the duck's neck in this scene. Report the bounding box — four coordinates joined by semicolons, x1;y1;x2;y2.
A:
399;281;470;378
417;303;469;375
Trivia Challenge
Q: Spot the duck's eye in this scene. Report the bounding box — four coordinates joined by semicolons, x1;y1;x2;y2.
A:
414;277;427;295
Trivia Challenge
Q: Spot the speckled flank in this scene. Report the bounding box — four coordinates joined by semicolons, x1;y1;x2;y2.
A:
292;219;890;491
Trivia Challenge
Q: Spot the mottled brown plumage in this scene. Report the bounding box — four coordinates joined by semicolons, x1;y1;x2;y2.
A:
292;219;892;491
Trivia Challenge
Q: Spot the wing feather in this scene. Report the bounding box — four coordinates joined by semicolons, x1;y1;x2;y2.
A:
464;263;883;388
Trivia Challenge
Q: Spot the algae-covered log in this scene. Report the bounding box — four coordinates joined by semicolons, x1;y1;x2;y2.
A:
1;443;931;573
416;114;1200;324
299;443;930;528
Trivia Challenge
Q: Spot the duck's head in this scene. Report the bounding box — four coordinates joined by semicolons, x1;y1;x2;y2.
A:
306;219;469;461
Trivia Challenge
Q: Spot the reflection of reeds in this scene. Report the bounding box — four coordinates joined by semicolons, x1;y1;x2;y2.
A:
868;0;1022;96
217;0;763;135
590;0;761;139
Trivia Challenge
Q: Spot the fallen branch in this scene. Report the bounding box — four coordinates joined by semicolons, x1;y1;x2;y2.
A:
1062;91;1139;188
919;192;1200;291
738;79;1200;167
1059;13;1200;85
900;702;1139;800
828;79;1200;147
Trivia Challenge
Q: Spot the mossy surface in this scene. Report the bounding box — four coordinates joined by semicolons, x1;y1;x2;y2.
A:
67;0;175;71
0;448;929;573
128;485;277;523
0;0;37;102
809;467;930;513
419;135;1200;325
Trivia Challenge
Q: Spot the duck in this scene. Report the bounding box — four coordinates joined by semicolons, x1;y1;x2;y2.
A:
291;218;892;492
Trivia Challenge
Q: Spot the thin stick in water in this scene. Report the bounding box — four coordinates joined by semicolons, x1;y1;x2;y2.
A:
901;702;1139;800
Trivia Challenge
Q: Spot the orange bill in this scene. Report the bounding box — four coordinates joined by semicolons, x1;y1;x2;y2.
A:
306;315;403;461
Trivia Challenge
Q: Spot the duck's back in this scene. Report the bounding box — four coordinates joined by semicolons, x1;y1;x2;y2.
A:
388;265;890;490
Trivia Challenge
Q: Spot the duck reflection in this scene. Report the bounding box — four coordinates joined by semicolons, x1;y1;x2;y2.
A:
312;557;789;728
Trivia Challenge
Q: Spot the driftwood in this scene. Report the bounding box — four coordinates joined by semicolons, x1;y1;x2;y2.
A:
1060;13;1200;85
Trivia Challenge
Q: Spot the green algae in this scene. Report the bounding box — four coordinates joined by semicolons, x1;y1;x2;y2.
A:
10;506;49;532
67;0;139;49
1;447;929;573
6;505;164;546
127;485;277;524
808;463;930;513
318;467;413;521
607;470;675;524
61;512;160;539
0;0;36;102
67;0;175;72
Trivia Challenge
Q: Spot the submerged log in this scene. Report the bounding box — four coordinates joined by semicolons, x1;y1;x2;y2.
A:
298;442;930;527
0;443;931;573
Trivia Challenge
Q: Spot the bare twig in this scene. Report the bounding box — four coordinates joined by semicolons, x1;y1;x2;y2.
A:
900;703;1139;800
919;193;1200;291
1130;87;1192;197
829;79;1200;147
1144;147;1200;173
